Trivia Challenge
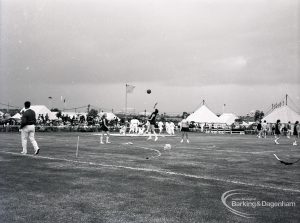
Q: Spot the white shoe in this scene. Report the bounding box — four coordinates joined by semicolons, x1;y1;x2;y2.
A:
155;137;158;141
106;141;111;144
293;142;297;146
100;142;104;144
187;139;190;143
275;141;279;145
180;139;183;143
21;151;27;155
147;137;152;140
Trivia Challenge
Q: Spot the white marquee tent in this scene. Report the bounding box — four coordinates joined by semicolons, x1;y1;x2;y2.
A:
21;105;57;120
218;113;239;125
262;105;300;124
186;105;219;123
61;111;87;119
98;112;120;121
12;113;22;120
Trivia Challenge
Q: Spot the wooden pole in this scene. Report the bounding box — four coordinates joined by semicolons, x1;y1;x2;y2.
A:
76;136;79;158
125;84;128;119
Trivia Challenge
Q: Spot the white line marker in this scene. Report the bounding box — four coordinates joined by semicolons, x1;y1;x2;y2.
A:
273;154;280;160
1;151;299;193
76;136;79;158
134;145;161;158
93;133;175;137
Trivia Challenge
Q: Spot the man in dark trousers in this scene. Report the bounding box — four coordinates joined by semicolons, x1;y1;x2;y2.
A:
20;101;40;155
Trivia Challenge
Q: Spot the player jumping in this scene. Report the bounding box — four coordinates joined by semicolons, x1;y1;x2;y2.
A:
147;109;159;141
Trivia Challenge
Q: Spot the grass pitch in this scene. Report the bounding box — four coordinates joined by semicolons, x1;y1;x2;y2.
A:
0;132;299;223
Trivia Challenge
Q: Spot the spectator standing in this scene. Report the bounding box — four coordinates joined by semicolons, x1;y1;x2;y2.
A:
100;113;110;144
274;119;281;145
292;121;299;146
180;114;190;143
257;121;262;138
287;121;292;138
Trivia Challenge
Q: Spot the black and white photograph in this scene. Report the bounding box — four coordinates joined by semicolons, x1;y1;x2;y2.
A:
0;0;299;222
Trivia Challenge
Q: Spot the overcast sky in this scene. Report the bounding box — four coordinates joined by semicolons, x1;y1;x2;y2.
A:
1;0;299;115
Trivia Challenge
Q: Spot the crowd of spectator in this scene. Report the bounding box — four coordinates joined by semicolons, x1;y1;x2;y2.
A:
0;111;295;136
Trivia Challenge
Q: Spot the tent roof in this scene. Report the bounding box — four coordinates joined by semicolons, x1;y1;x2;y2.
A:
186;105;219;123
98;112;120;121
218;113;239;125
61;111;87;118
241;121;250;126
262;105;300;123
21;105;57;120
12;113;22;119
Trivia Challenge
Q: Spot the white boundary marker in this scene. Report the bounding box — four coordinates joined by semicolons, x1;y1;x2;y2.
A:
76;136;79;158
93;133;175;137
274;154;280;160
180;145;276;154
1;150;299;193
130;145;162;159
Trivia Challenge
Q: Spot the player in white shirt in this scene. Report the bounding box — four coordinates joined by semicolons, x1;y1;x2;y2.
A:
138;125;145;135
180;114;190;143
128;122;135;134
261;120;268;138
165;122;170;135
169;122;175;135
158;121;164;134
131;119;140;133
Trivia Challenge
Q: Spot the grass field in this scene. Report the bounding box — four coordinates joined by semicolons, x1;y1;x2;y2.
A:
0;132;299;223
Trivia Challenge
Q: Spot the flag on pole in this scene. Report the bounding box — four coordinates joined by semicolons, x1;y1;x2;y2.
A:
61;96;66;103
126;84;135;93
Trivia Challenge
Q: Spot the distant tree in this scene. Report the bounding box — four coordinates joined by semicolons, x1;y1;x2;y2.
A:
56;111;62;119
87;109;98;119
182;112;189;118
254;110;264;121
51;108;61;112
235;118;242;123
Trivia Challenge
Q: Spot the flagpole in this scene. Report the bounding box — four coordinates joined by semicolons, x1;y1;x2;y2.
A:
48;97;52;110
125;84;128;120
125;84;135;122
